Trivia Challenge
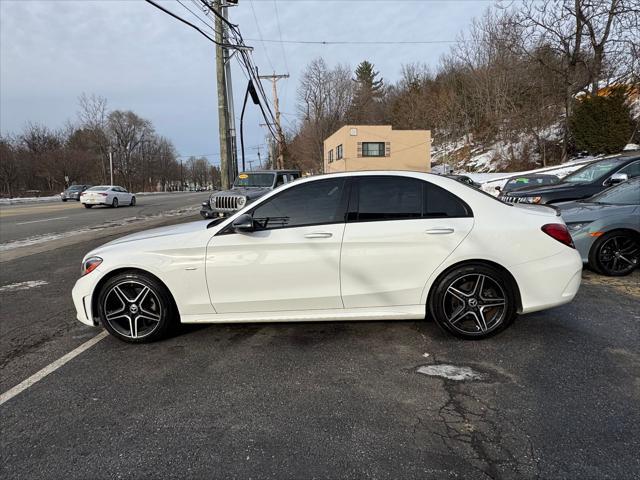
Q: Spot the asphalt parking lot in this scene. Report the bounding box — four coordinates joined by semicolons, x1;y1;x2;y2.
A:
1;216;639;480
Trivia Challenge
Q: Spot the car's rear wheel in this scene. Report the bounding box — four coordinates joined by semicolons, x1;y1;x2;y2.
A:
130;196;136;206
429;264;517;339
62;198;67;202
97;272;176;343
112;197;119;208
589;231;639;276
84;204;92;209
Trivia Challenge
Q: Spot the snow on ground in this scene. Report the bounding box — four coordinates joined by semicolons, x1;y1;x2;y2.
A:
417;364;485;381
0;280;49;293
0;206;200;252
0;196;60;205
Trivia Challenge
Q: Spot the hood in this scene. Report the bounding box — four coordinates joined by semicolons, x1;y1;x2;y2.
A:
216;187;271;199
507;181;580;197
557;201;637;222
100;220;210;248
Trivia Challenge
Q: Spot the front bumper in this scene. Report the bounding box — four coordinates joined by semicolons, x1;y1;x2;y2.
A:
72;272;103;327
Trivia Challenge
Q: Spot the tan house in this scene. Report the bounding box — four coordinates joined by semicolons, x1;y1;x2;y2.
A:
324;125;431;173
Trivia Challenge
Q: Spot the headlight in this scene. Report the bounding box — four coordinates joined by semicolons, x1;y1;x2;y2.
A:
566;222;592;232
81;256;102;276
237;196;247;208
521;196;542;204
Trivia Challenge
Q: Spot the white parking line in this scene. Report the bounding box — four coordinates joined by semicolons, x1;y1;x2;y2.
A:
0;331;109;407
16;216;68;225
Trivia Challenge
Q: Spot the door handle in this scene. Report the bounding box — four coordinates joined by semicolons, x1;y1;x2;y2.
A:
425;228;455;235
304;232;333;239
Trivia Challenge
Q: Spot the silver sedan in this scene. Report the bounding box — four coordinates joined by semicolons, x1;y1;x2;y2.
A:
559;178;640;276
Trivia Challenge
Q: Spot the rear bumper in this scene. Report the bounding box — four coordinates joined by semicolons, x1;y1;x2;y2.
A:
510;249;583;314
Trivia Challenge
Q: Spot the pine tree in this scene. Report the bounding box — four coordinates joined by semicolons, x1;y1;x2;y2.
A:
349;61;384;124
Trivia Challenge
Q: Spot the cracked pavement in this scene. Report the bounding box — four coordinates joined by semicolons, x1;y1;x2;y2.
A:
1;216;639;479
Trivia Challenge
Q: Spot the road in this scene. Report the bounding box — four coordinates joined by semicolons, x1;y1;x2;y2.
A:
0;212;638;479
0;192;207;245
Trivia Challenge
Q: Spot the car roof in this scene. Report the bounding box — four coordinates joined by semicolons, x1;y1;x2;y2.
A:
239;170;300;174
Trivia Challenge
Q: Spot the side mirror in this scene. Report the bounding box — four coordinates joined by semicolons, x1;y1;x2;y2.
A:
495;186;502;192
231;213;254;233
608;172;628;185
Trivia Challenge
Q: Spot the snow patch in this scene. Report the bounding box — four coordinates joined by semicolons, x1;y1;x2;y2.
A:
0;206;200;252
417;364;484;381
0;280;49;292
0;196;60;205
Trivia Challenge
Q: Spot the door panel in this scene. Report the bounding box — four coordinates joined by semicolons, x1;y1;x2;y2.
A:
340;218;473;308
206;224;345;313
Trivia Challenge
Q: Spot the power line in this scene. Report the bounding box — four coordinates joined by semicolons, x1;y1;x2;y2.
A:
144;0;228;47
272;0;290;73
248;0;276;72
176;0;215;33
244;38;458;45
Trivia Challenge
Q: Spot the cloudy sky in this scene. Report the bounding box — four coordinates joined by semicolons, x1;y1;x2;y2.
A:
1;0;491;166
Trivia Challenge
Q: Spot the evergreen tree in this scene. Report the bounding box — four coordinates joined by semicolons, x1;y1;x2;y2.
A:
570;86;634;154
349;60;384;124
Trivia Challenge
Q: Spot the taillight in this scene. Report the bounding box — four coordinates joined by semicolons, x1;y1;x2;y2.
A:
99;193;108;197
541;224;575;248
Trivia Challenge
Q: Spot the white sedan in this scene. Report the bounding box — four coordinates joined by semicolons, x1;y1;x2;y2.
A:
80;185;136;208
72;171;582;342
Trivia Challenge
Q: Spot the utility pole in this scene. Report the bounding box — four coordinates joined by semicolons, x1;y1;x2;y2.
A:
108;148;114;185
258;73;289;169
222;4;238;184
214;0;230;190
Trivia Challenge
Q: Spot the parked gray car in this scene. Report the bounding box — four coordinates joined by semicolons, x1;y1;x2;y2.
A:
559;177;640;276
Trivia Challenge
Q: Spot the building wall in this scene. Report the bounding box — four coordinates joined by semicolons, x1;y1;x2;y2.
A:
323;125;431;173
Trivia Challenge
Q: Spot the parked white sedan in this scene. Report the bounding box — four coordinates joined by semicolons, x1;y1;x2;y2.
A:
80;185;136;208
72;171;582;342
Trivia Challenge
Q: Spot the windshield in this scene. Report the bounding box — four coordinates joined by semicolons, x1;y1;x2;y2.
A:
87;186;109;191
562;158;622;183
233;173;275;188
67;185;84;191
587;179;640;205
504;176;558;191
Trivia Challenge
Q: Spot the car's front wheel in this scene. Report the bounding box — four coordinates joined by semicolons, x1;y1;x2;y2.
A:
84;204;92;209
589;231;639;276
112;197;119;208
429;264;517;339
130;196;136;206
97;271;176;343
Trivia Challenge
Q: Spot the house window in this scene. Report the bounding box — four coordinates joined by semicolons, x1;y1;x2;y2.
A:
336;144;343;160
328;149;334;163
362;142;385;157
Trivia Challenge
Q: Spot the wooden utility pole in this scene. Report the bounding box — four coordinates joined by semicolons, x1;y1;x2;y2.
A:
214;0;230;190
258;73;289;169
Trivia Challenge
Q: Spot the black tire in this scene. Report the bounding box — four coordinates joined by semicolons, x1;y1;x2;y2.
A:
84;204;92;209
62;198;67;202
97;271;177;343
112;197;119;208
588;231;639;277
429;263;517;340
130;196;136;207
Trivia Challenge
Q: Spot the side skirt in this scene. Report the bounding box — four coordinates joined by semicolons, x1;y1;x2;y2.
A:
180;305;426;324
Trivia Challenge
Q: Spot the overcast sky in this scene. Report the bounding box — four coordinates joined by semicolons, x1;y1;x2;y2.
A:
0;0;491;166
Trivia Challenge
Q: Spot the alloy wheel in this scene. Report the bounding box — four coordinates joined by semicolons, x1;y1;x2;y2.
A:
597;235;639;275
102;280;162;339
442;273;507;336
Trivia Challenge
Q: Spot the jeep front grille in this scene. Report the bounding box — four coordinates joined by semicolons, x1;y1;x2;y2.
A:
212;195;242;211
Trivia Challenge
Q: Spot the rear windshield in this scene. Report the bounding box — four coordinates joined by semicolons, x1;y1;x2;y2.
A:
87;186;109;191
